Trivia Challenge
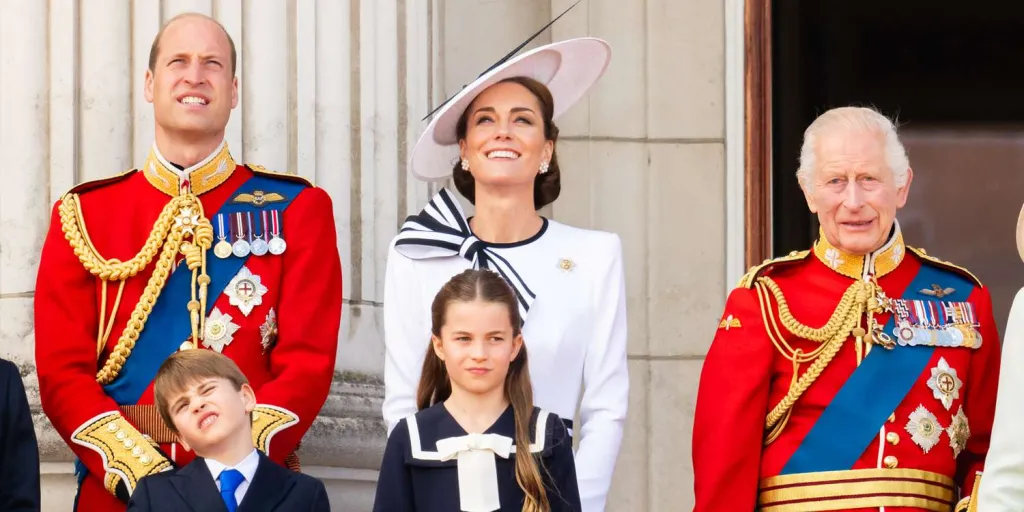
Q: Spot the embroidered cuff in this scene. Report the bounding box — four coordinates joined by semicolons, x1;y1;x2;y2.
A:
251;404;299;456
71;411;172;496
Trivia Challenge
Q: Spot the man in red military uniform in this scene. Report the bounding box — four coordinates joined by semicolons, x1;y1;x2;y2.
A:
693;106;1000;512
34;13;342;511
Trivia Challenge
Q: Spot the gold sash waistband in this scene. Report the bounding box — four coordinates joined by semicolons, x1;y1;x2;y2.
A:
758;468;956;512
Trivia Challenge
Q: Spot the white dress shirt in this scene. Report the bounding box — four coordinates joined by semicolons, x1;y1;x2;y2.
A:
205;448;260;505
382;218;629;512
976;287;1024;510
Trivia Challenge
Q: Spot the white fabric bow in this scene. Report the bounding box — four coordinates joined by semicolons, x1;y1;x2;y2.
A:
435;433;515;512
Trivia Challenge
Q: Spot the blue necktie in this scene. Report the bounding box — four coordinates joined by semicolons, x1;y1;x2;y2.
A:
219;469;245;512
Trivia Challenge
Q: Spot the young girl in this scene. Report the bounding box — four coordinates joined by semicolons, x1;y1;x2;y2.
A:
373;269;580;512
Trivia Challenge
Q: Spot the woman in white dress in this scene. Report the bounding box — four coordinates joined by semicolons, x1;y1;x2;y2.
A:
381;37;627;512
976;205;1024;510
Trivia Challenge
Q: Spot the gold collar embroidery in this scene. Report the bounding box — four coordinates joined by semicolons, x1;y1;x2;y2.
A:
812;222;906;280
142;142;237;196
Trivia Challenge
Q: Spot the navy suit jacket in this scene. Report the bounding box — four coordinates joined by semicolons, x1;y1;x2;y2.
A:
128;452;330;512
0;359;40;511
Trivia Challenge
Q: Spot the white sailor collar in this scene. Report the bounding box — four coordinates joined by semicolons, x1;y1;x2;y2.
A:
399;404;559;511
401;404;558;468
393;188;548;322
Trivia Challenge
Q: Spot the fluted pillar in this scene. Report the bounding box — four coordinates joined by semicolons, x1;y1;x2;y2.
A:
0;1;436;509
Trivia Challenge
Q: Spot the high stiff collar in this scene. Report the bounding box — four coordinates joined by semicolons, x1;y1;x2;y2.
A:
812;220;906;280
143;140;237;196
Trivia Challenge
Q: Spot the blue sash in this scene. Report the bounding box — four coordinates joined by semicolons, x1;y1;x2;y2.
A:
781;264;975;474
102;175;305;404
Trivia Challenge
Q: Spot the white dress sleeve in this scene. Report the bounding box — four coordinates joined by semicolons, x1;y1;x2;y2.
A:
976;287;1024;510
575;234;630;512
381;242;430;435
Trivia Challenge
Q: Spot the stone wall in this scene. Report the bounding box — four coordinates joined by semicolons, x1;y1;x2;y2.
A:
0;0;734;510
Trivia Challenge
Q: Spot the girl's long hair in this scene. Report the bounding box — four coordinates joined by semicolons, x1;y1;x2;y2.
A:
417;269;550;512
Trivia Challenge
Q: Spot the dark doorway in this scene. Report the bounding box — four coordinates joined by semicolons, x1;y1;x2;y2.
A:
771;0;1024;335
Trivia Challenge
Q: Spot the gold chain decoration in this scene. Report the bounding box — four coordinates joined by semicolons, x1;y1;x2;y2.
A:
59;191;214;384
756;276;892;443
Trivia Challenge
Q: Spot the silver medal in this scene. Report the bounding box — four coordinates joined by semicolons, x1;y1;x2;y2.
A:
268;236;287;255
251;210;269;256
251;238;269;256
231;212;250;258
268;210;286;255
232;239;251;258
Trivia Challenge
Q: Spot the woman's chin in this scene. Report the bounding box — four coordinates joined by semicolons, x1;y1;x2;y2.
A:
472;169;536;188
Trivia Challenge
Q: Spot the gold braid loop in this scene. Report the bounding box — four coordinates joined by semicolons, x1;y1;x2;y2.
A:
757;277;877;433
60;190;211;384
95;227;184;384
760;276;867;343
181;242;203;270
193;218;214;252
59;194;184;281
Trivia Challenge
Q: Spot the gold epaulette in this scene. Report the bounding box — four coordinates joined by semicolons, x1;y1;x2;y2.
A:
908;247;984;288
251;404;299;457
63;169;136;199
246;164;314;187
737;250;811;289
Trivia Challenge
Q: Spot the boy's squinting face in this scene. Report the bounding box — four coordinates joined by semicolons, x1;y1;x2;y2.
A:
168;377;255;453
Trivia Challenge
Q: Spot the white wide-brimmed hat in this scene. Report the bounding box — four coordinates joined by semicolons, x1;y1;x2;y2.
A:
409;36;611;181
1016;203;1024;262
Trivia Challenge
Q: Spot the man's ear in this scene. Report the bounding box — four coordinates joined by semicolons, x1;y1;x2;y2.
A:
144;68;155;103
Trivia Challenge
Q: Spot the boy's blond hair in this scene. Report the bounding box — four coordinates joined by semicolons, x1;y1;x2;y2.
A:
153;349;249;434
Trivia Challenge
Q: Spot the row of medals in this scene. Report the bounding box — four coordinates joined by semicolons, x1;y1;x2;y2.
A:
212;211;287;259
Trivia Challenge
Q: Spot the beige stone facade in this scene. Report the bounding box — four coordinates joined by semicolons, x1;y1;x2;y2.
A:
0;0;743;510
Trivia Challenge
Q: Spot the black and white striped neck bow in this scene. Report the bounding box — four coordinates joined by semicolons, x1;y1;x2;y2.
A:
394;188;536;322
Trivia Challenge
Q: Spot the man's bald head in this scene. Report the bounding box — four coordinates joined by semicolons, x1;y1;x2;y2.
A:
148;13;237;75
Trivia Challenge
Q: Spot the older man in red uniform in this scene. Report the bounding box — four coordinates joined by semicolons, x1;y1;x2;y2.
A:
34;13;342;511
693;107;1000;512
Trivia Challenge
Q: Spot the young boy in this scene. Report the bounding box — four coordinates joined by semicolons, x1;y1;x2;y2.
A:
127;350;330;511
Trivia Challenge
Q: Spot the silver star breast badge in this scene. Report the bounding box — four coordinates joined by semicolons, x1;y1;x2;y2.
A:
203;307;241;353
927;357;963;411
224;266;269;317
904;405;943;454
947;405;971;458
260;308;278;354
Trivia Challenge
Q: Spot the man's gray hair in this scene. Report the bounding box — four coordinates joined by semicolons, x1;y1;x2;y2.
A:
797;106;910;190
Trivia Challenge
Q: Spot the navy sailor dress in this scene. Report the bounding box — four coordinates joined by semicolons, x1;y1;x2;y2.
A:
372;403;581;511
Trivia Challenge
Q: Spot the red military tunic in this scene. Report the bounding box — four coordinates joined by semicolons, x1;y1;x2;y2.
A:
34;143;343;511
693;225;1000;512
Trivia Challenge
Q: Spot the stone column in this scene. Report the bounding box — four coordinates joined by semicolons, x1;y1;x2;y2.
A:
549;0;727;510
0;1;437;509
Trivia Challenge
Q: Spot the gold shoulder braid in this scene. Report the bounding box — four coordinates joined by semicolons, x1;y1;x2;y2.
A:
59;188;214;384
755;275;894;444
738;250;810;289
247;164;313;187
908;247;984;288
